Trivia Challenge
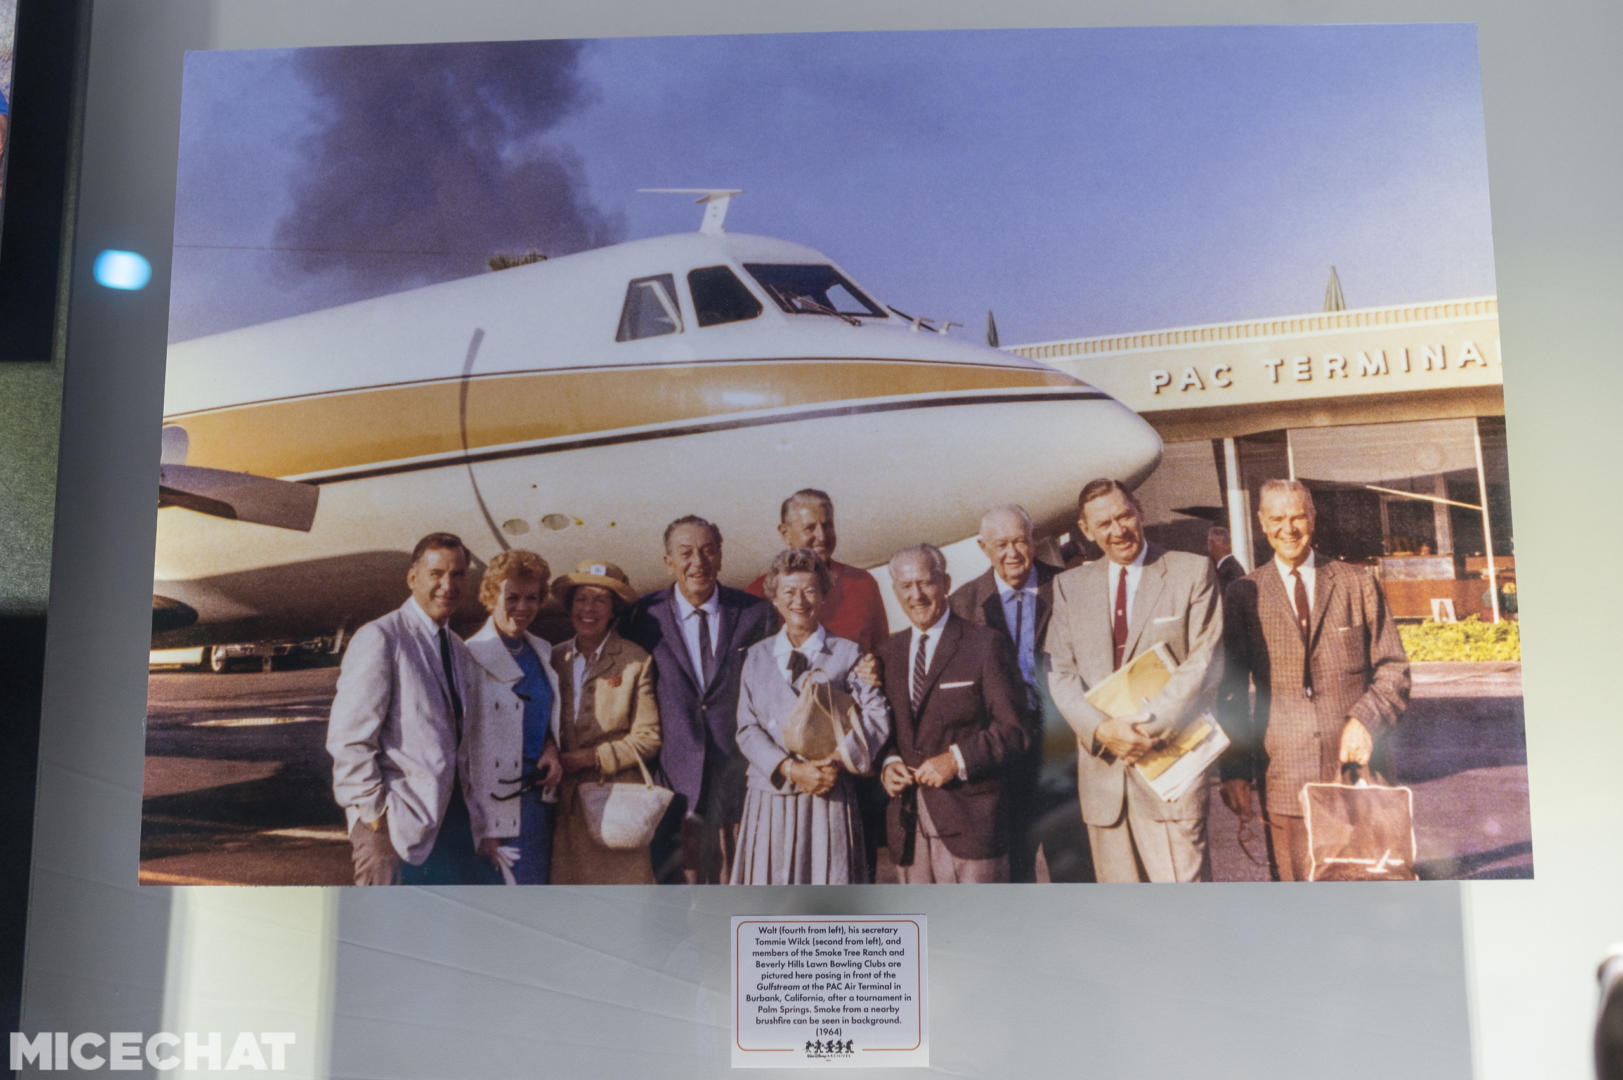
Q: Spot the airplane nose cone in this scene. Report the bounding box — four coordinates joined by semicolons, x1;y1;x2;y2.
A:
840;381;1164;612
1015;389;1162;528
1107;402;1164;489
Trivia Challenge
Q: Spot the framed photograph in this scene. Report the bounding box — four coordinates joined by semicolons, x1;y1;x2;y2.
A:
141;25;1527;889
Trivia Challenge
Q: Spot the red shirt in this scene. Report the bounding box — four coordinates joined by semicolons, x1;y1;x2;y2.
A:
746;559;890;655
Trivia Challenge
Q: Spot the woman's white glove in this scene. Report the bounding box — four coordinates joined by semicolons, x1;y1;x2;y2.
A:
494;845;522;885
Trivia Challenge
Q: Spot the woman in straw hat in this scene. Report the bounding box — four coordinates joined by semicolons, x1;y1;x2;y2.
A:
731;548;891;884
548;560;662;884
462;548;564;884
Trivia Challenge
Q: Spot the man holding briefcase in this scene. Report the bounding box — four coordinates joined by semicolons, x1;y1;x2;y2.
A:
1218;478;1411;882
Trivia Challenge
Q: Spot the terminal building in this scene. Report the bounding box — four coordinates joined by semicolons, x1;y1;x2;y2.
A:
1010;289;1511;621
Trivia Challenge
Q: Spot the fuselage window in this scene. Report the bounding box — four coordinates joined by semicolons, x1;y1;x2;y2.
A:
688;265;764;327
615;274;683;342
743;263;886;319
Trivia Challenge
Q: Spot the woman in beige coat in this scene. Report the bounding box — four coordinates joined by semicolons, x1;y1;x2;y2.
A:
548;560;662;884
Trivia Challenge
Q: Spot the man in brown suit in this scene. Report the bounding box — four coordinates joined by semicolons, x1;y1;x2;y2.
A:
1217;478;1411;881
879;543;1029;883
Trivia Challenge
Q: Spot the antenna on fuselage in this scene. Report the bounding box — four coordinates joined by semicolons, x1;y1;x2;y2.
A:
638;188;743;234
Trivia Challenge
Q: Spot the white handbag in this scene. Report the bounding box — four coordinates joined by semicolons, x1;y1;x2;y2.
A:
577;752;674;851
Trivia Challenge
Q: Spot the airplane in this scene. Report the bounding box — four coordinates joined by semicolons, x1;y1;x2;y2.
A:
152;189;1163;657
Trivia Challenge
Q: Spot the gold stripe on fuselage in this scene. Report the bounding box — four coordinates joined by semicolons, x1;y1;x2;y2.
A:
168;359;1082;480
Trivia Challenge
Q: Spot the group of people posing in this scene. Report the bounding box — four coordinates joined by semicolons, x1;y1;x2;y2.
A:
328;476;1409;886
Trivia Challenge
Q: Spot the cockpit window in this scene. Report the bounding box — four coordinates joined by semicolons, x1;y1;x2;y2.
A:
615;274;683;342
743;263;886;320
688;265;764;327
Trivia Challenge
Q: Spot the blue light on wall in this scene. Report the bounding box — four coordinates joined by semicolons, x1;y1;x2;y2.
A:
93;250;152;290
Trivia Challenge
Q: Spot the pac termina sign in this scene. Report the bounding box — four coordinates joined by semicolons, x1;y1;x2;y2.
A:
1152;339;1494;396
1010;297;1502;431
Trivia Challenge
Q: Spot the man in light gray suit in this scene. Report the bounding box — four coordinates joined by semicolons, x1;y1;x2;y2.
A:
328;532;479;885
1045;479;1224;882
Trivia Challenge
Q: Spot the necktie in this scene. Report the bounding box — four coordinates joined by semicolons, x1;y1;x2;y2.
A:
1013;593;1036;693
787;649;809;685
695;607;715;685
911;632;929;708
437;627;464;735
1291;569;1315;698
1290;569;1310;639
1112;566;1129;670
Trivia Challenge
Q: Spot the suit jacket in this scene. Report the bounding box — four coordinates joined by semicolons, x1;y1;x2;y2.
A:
462;617;564;844
1218;554;1410;818
948;561;1061;656
327;599;481;864
1214;554;1245;591
734;633;891;793
877;615;1029;861
947;561;1059;798
1044;544;1223;826
620;584;772;812
949;561;1059;714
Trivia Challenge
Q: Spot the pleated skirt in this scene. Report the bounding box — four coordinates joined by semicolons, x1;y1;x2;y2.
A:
730;777;867;885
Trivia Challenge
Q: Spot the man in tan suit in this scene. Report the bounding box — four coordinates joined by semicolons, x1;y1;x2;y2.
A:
1045;479;1224;882
1217;478;1410;881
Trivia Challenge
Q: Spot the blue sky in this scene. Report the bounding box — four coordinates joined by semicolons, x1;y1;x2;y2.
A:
169;25;1495;344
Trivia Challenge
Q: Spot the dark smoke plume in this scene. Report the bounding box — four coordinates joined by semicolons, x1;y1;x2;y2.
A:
273;40;623;303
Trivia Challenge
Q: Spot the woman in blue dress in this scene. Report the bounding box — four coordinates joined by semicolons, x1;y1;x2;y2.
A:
463;549;563;884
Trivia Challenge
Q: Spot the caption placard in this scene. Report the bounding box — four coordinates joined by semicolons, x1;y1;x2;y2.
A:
731;916;927;1069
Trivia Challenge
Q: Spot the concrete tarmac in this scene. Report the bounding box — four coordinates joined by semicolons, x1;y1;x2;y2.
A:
143;665;351;885
140;661;1529;885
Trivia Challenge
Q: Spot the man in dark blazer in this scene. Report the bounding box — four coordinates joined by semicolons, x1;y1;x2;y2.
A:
1217;479;1411;881
1208;526;1246;591
621;515;772;883
879;543;1029;883
947;503;1086;882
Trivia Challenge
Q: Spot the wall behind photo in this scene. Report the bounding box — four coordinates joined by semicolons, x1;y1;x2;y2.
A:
0;0;60;614
15;1;1622;1078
